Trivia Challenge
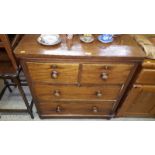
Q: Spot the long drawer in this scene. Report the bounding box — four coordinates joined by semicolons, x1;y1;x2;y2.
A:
33;84;121;101
81;63;133;84
27;62;79;83
38;101;115;116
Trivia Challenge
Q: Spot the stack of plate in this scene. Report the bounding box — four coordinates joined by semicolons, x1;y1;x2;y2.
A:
37;34;61;46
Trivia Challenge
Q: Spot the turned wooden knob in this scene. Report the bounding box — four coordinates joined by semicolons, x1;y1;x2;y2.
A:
133;85;137;88
92;106;98;113
53;90;61;97
101;72;108;80
56;105;61;112
96;91;103;97
51;70;58;79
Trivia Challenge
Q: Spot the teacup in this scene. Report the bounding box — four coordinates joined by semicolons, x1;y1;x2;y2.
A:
101;34;113;41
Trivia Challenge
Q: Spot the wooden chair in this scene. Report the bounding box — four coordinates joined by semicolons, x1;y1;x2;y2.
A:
0;34;34;119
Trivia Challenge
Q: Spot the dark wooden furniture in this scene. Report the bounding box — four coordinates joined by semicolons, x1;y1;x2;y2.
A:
0;34;34;118
117;37;155;117
14;34;145;119
117;60;155;117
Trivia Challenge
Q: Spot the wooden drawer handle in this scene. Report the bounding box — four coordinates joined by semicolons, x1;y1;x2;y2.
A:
53;90;61;97
92;106;98;113
96;91;103;97
101;72;108;80
56;105;62;113
51;70;59;79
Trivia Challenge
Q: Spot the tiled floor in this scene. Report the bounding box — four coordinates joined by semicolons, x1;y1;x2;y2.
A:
0;80;155;121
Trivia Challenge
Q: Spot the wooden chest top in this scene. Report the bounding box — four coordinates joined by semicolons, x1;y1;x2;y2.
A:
14;34;145;60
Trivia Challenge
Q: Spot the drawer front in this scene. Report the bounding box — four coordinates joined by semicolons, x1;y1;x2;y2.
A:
136;69;155;84
142;60;155;69
38;101;114;116
81;63;133;84
34;84;121;101
27;62;79;83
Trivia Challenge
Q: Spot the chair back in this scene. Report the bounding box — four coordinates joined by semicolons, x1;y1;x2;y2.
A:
0;34;18;74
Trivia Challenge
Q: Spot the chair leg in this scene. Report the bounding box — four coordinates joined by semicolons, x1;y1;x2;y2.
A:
11;79;17;88
4;79;12;93
0;85;7;100
14;77;34;119
0;79;13;100
30;99;34;111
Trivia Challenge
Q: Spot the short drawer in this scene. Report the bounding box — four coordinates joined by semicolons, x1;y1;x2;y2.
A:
136;69;155;84
34;84;121;101
27;62;79;83
38;101;114;116
81;63;133;84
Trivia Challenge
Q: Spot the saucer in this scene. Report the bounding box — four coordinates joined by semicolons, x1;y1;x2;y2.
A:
80;36;94;43
37;34;61;46
98;35;113;43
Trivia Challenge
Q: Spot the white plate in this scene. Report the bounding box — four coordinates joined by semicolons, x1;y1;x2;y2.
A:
80;36;94;43
37;34;61;46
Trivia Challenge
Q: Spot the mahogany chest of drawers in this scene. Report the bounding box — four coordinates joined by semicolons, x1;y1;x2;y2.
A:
14;34;145;119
